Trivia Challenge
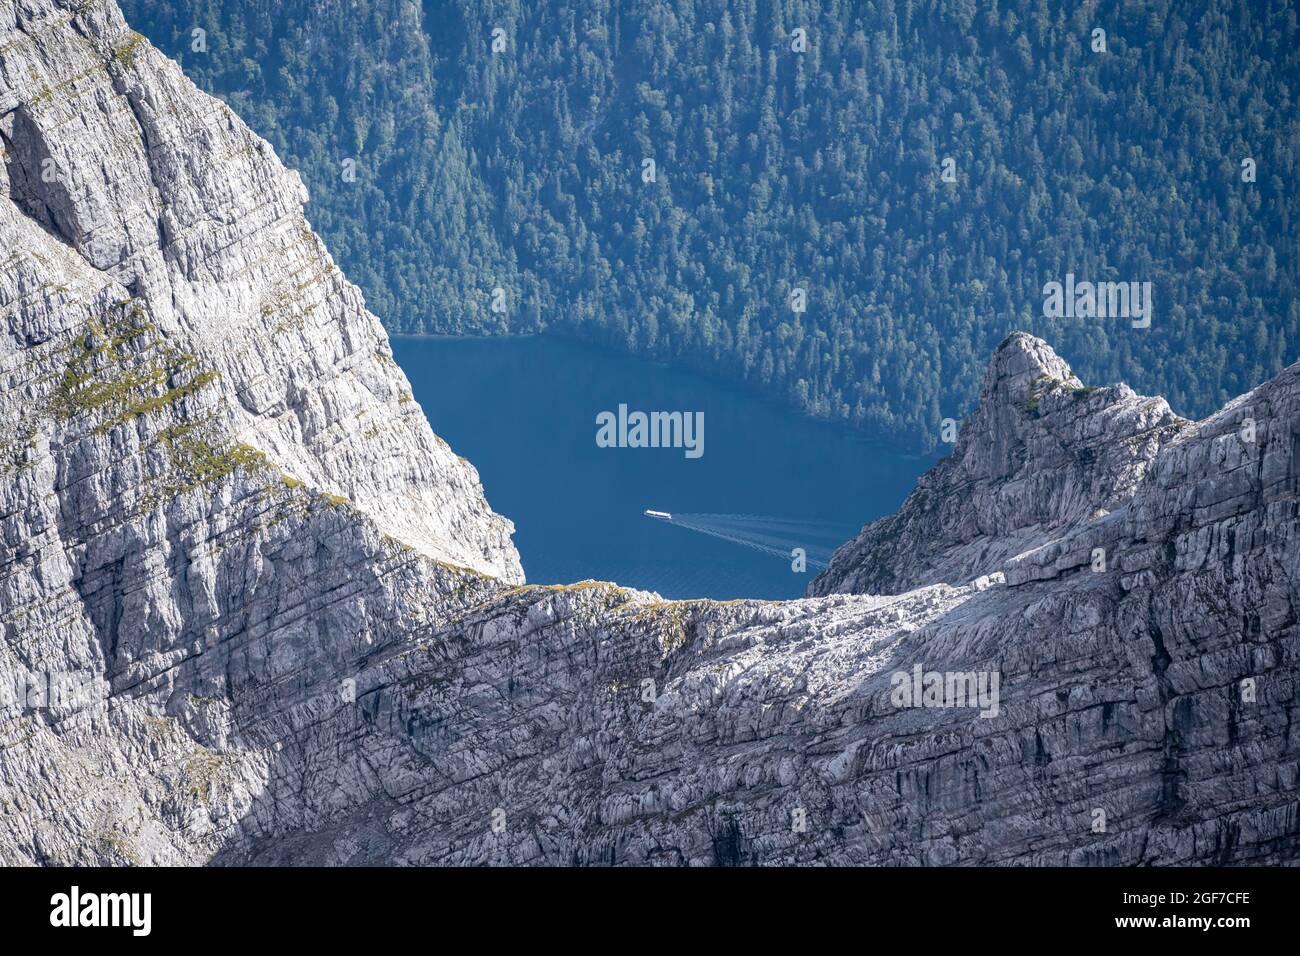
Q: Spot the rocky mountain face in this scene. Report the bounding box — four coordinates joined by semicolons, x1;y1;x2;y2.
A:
2;0;1297;866
809;332;1191;597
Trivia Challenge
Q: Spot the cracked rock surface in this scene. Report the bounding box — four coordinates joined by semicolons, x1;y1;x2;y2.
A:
1;0;1297;866
810;331;1191;598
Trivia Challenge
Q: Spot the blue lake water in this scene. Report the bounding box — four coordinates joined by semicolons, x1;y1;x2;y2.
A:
392;335;931;600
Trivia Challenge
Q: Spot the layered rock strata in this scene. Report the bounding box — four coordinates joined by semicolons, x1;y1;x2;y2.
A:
1;0;1296;866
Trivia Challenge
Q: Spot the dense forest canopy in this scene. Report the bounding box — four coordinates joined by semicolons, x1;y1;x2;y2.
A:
121;0;1300;450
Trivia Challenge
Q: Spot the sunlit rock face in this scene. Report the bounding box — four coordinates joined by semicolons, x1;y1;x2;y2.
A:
810;331;1190;598
1;0;1296;867
0;0;521;583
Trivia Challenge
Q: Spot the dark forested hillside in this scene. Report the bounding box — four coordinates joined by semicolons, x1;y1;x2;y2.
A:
120;0;1300;449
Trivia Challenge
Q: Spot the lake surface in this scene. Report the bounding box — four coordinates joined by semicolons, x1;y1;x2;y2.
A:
392;335;931;600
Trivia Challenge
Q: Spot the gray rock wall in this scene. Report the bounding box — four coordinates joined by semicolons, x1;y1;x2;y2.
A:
0;0;1296;866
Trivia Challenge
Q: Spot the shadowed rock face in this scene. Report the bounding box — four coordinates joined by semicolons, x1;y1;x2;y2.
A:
2;1;1298;867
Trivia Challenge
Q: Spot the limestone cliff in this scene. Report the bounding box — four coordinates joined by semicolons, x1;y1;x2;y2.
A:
809;332;1190;597
0;0;520;582
1;0;1297;866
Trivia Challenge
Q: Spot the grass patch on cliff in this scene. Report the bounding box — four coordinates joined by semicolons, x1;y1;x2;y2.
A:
157;427;267;495
1022;374;1052;418
53;310;219;436
182;750;229;802
111;31;148;69
0;417;40;476
50;305;277;499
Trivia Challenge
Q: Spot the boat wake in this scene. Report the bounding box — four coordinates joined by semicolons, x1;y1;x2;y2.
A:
649;512;855;569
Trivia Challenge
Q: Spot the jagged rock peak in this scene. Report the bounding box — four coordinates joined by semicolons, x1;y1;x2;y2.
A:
809;332;1188;596
981;331;1082;406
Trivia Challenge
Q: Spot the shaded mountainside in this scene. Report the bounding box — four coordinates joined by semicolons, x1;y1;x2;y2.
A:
2;1;1298;866
117;0;1300;452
